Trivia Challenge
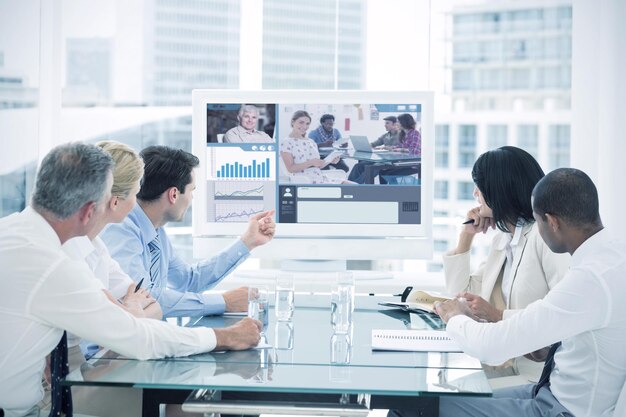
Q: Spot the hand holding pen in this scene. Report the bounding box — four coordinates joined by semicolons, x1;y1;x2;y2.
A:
125;281;155;310
134;277;144;293
461;207;495;235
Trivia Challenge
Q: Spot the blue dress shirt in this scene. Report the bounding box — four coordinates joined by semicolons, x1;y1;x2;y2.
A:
101;205;249;317
308;127;342;144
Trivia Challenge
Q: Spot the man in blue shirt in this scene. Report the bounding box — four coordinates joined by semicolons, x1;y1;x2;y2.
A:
308;114;349;172
101;146;276;318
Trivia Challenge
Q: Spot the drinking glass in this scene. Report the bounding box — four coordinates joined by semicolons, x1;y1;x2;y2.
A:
274;273;294;321
248;285;269;335
330;272;354;333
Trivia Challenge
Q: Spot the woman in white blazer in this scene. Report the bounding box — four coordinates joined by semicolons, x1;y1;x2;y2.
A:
443;146;570;383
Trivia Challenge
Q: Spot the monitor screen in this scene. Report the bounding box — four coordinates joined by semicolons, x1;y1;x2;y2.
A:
192;91;433;260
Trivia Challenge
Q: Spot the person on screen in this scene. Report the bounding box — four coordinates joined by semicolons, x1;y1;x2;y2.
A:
370;115;401;148
223;104;274;143
281;110;354;184
347;116;401;183
393;113;421;156
391;168;626;417
101;145;276;318
0;143;262;417
308;113;350;172
443;146;570;381
373;113;422;184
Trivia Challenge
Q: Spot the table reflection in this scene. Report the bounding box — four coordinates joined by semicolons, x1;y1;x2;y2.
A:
75;349;275;385
274;321;294;350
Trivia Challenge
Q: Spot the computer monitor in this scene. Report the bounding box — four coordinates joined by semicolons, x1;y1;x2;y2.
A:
192;90;433;263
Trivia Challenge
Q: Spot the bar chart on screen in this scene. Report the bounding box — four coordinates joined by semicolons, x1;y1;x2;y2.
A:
207;146;275;181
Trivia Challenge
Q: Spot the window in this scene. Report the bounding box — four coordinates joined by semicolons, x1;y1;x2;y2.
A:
263;0;364;89
0;1;40;218
457;181;475;200
435;124;449;168
548;125;571;170
478;40;502;62
453;41;477;63
434;180;449;200
517;125;539;159
507;68;531;90
434;239;448;252
487;125;507;149
458;125;477;168
479;69;503;90
427;262;444;272
453;69;474;91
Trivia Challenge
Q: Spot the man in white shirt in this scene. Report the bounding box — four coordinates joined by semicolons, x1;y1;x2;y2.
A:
0;143;261;417
390;168;626;417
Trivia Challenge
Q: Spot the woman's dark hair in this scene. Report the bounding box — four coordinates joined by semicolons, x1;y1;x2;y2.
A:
137;146;199;202
472;146;544;233
397;113;416;130
320;114;335;124
397;113;416;143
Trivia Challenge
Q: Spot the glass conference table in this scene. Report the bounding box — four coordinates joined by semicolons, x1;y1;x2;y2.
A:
64;295;490;416
320;148;421;184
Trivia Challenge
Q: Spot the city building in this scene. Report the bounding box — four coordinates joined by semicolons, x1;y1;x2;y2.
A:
428;1;572;271
262;0;366;89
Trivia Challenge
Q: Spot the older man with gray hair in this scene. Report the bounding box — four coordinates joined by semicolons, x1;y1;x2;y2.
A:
0;143;261;417
223;104;273;143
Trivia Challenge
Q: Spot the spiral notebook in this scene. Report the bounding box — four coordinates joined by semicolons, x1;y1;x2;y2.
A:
371;329;462;352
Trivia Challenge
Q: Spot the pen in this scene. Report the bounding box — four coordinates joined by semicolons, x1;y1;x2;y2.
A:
462;219;475;225
134;278;144;293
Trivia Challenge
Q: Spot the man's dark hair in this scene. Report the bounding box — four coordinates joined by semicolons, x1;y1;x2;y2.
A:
137;146;199;202
472;146;544;233
320;114;335;124
532;168;601;227
383;116;397;123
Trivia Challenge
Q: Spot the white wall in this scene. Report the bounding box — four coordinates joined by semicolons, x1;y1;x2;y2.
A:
572;0;626;235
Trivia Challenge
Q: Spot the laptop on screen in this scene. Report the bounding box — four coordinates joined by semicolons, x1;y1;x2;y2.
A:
350;135;373;153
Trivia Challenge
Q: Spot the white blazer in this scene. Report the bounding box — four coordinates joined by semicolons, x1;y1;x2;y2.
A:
443;222;570;319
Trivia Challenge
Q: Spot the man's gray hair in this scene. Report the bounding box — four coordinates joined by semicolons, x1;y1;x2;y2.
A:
31;142;115;220
238;104;260;118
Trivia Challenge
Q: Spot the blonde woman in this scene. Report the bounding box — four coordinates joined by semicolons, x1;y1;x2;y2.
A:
62;142;161;358
55;141;162;416
64;141;161;320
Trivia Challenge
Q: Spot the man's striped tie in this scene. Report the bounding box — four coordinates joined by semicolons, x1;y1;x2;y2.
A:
147;235;161;289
